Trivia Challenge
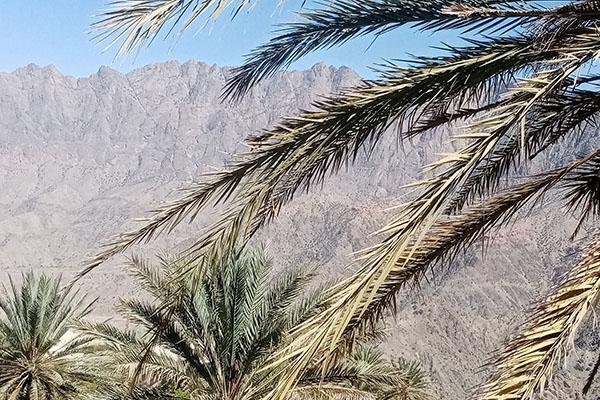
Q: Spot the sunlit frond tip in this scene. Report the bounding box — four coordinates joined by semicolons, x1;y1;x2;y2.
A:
94;0;257;55
223;0;600;100
477;233;600;399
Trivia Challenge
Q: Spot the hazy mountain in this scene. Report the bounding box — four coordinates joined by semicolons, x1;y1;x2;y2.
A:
0;61;598;398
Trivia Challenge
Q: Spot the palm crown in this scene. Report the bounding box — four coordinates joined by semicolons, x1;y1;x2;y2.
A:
81;247;431;400
91;0;600;398
0;272;98;400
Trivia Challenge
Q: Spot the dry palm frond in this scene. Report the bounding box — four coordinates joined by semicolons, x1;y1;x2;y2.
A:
247;45;599;396
477;232;600;399
89;1;600;398
224;0;600;99
305;58;594;359
95;0;256;56
406;30;600;220
445;84;600;214
82;10;600;284
80;32;580;278
259;150;600;400
563;154;600;238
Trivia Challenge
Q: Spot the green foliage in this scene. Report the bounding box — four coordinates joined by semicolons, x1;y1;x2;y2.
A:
80;246;431;400
0;272;100;400
92;0;600;398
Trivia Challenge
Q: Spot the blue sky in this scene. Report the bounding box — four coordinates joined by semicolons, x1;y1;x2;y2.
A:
0;1;456;78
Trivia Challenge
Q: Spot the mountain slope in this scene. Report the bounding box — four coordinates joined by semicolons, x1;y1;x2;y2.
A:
0;61;598;398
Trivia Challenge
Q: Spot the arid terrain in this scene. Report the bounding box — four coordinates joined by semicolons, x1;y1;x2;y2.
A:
0;61;598;398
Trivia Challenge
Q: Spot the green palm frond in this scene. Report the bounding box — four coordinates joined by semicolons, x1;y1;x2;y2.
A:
284;286;328;331
293;385;378;400
0;272;101;400
477;232;600;399
81;247;317;397
116;348;198;388
81;246;431;399
77;321;142;347
387;358;431;400
94;0;258;56
298;347;398;388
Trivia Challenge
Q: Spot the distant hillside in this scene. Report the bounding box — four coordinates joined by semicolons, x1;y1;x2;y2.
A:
0;61;598;398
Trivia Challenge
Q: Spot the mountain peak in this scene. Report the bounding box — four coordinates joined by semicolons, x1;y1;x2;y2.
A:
97;65;121;78
11;63;62;78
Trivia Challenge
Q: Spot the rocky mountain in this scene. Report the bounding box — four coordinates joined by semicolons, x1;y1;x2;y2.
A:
0;61;598;398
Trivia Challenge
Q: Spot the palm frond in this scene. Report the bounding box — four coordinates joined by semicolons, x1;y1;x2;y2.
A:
127;255;171;300
294;384;379;400
265;263;319;322
299;57;591;376
83;318;207;390
298;346;398;388
77;321;142;347
312;59;596;371
93;246;332;399
259;150;600;400
284;286;328;330
95;384;185;400
476;231;600;399
94;0;257;56
224;0;599;99
0;272;101;400
385;358;431;400
295;347;432;400
562;154;600;238
120;349;197;388
445;85;600;214
92;245;428;399
82;33;571;277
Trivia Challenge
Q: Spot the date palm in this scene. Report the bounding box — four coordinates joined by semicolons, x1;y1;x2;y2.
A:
80;247;431;400
0;272;99;400
91;0;600;398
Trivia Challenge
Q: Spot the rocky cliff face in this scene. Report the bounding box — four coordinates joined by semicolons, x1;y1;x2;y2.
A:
0;61;597;398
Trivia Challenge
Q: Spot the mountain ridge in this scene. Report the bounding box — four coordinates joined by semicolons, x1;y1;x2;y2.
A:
1;60;352;82
0;60;598;398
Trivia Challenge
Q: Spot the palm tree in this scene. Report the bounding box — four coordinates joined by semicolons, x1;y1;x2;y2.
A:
90;0;600;398
0;272;100;399
79;247;431;400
